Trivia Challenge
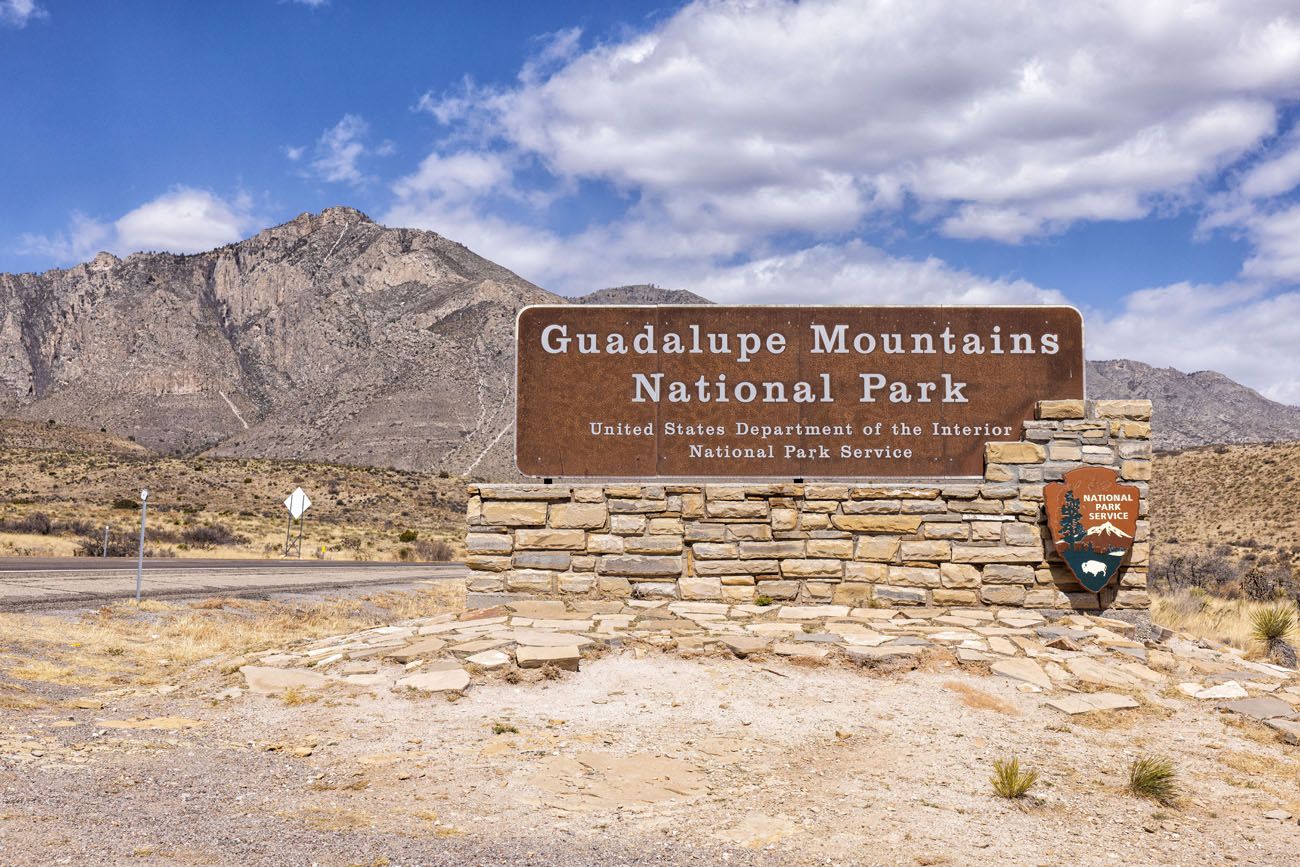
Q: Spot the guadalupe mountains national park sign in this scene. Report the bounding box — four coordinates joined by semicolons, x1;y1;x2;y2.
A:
1045;467;1140;593
516;305;1084;478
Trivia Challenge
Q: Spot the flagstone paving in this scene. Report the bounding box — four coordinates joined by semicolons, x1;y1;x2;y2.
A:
239;598;1300;723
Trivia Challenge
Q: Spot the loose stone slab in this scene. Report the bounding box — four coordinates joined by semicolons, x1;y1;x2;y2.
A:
777;605;850;620
1046;693;1139;715
1265;718;1300;745
1194;681;1249;700
240;666;328;695
746;622;806;636
991;658;1053;691
517;645;581;671
722;636;769;658
450;638;508;654
383;638;448;663
1217;697;1295;720
1065;657;1146;689
466;649;511;670
844;645;922;670
512;630;595;648
772;642;829;660
396;668;470;693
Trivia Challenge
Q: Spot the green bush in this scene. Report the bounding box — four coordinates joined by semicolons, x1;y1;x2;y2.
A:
398;529;419;543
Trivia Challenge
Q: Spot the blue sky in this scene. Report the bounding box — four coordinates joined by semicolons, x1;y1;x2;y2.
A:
3;0;1300;403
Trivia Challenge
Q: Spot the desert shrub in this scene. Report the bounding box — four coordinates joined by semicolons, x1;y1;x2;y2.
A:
990;756;1038;799
181;523;247;548
56;518;94;537
397;546;414;561
413;539;454;562
111;497;139;510
1127;756;1178;805
1242;558;1293;601
0;512;53;535
1251;604;1296;643
76;530;137;556
398;529;419;543
1150;550;1241;595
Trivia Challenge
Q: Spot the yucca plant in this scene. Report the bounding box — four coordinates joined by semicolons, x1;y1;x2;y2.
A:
1252;604;1297;668
1128;756;1178;805
990;756;1038;799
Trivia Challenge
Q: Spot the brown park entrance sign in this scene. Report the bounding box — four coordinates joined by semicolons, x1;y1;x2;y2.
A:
515;305;1083;478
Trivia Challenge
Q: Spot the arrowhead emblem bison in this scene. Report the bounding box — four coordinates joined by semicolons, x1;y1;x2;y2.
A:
1044;467;1140;593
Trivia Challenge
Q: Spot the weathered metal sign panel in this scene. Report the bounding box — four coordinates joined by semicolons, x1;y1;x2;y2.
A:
516;305;1083;478
1045;467;1139;592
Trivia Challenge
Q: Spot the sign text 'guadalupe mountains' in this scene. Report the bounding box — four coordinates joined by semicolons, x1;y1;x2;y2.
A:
516;305;1084;478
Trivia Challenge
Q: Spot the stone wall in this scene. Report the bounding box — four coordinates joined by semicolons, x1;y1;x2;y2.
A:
465;399;1152;611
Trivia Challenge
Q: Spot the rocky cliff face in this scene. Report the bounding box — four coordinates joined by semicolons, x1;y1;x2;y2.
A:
0;207;558;478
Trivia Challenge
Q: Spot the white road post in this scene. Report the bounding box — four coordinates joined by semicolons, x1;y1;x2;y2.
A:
135;489;149;604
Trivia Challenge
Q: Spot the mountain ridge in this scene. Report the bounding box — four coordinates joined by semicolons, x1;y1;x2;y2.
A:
2;209;1296;476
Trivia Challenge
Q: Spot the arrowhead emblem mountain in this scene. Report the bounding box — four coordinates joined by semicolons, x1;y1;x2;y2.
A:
1084;521;1132;539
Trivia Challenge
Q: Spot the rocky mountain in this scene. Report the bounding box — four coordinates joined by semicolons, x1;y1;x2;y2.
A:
569;285;712;305
1086;359;1300;452
0;207;557;479
3;209;1296;477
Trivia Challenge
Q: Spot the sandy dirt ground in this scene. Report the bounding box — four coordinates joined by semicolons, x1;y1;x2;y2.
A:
2;605;1298;866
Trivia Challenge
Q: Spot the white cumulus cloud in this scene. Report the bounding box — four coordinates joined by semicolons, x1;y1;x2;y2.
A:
0;0;46;28
17;188;258;264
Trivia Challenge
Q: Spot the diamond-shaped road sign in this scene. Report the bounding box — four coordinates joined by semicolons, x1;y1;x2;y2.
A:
284;487;312;519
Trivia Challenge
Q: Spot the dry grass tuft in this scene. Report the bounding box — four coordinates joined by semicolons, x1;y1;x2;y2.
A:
945;681;1018;715
1127;755;1178;805
990;756;1038;799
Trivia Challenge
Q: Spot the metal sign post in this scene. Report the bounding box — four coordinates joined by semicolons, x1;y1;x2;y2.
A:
135;489;149;604
282;487;311;558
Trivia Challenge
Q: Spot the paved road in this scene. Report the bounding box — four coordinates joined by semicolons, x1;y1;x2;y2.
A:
0;557;468;609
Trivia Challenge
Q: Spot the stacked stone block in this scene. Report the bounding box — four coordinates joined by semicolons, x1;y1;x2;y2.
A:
465;399;1152;611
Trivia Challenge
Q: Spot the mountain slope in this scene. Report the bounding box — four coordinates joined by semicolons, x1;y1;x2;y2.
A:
0;207;558;477
1086;359;1300;451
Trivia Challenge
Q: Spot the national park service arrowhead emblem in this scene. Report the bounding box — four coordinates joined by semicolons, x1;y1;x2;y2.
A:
1044;467;1140;593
